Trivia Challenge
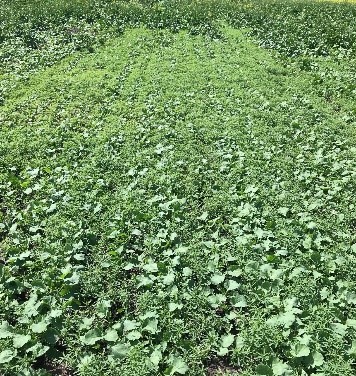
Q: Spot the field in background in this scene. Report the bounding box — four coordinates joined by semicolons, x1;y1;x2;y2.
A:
320;0;356;3
0;1;355;375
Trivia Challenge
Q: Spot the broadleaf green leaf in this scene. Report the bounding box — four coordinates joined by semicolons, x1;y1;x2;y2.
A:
143;319;158;334
104;329;118;342
211;273;225;285
167;356;188;375
126;330;141;341
123;319;138;332
221;333;235;348
150;349;162;366
331;323;347;337
312;352;324;367
226;279;240;291
80;328;102;345
13;334;31;348
272;358;290;375
31;320;49;334
291;344;310;358
96;300;111;318
0;321;13;339
110;343;130;360
0;349;15;364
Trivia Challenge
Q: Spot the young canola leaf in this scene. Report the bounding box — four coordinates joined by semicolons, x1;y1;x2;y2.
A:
163;272;175;285
123;319;138;332
231;294;247;308
347;341;356;356
143;319;158;334
0;349;15;364
79;317;95;330
312;352;324;367
291;344;310;358
331;322;347;337
277;207;289;217
65;271;80;285
221;333;235;348
80;328;103;345
110;343;130;360
150;348;163;366
217;347;229;356
198;211;208;221
272;358;291;376
132;228;142;236
211;273;225;285
13;334;31;348
96;299;111;318
143;262;158;273
31;320;49;334
166;356;188;375
104;329;119;342
0;321;13;338
27;343;49;358
168;302;183;312
126;330;142;341
226;279;240;291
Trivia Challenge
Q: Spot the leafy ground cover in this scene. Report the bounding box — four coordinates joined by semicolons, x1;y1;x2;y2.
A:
0;1;355;375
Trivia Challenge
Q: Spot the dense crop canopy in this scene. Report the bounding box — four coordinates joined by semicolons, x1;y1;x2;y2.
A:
0;1;355;375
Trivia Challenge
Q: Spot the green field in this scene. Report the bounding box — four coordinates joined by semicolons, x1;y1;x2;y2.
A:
0;1;355;375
